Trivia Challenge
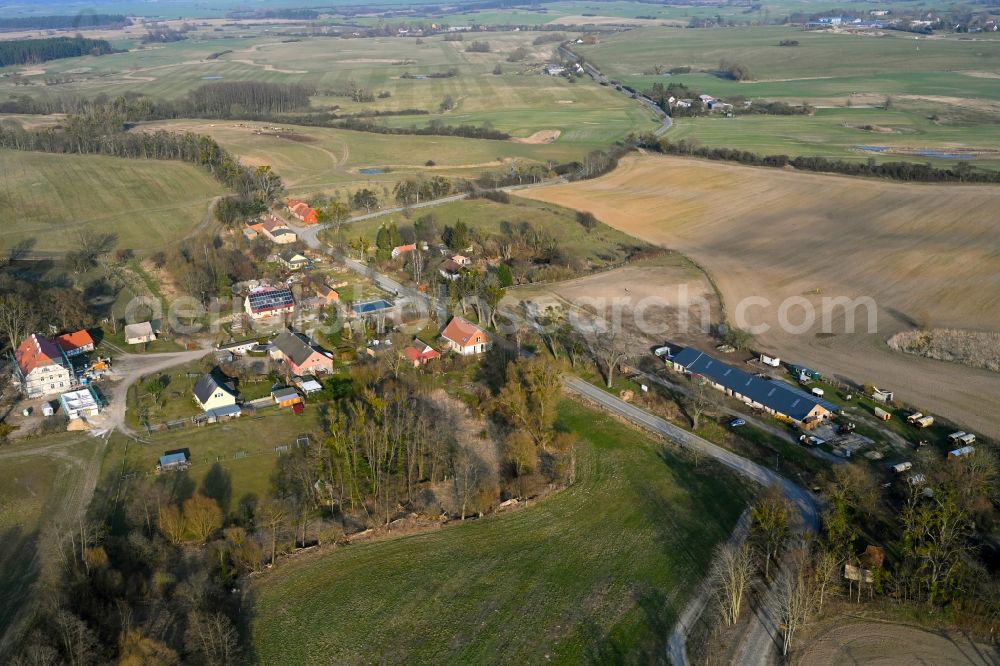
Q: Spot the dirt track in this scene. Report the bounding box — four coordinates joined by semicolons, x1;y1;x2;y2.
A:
521;155;1000;439
797;621;998;665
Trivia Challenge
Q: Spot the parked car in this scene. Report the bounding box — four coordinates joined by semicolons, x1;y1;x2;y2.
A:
729;418;746;428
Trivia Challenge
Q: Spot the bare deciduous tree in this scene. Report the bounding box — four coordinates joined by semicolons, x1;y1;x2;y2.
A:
710;541;755;626
774;544;814;656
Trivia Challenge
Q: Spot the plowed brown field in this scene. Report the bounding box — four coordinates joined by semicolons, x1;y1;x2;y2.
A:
521;155;1000;438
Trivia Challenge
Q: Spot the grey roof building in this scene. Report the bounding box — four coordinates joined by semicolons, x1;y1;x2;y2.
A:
669;347;837;425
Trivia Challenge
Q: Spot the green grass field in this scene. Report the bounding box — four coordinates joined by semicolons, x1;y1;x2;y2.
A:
0;150;224;253
579;26;1000;92
0;434;100;650
574;25;1000;166
139;119;593;197
250;400;750;665
668;106;1000;168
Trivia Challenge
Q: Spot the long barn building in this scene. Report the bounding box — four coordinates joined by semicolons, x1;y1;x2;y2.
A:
669;347;837;428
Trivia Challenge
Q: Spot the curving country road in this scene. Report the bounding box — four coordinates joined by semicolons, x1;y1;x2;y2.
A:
562;376;819;666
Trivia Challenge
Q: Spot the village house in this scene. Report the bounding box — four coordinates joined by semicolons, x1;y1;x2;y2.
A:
287;198;319;224
278;250;309;271
401;339;441;367
124;321;157;345
669;347;836;428
392;244;416;259
244;286;296;320
314;283;340;304
217;337;261;356
451;254;472;267
193;372;238;412
270;329;334;375
439;259;462;281
54;330;94;357
259;216;298;244
441;316;489;355
243;223;262;241
12;334;74;398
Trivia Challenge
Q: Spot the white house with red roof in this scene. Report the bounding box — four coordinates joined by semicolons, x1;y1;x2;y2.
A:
391;244;416;259
54;329;94;357
440;316;489;355
13;334;74;398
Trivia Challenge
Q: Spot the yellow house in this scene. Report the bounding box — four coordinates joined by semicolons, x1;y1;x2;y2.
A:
193;373;238;412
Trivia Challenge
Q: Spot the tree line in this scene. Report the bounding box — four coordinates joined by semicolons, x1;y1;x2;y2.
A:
0;14;129;30
0;36;115;67
188;81;313;116
0;104;285;202
632;133;1000;184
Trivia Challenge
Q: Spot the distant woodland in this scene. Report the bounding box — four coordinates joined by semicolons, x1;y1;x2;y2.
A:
0;36;115;67
0;14;129;30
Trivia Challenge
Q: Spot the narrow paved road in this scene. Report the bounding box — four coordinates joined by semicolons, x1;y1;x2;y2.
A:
558;45;673;136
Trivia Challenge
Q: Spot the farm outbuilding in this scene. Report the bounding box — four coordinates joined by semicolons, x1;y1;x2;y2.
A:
158;451;190;473
670;347;836;428
272;387;303;408
124;321;156;345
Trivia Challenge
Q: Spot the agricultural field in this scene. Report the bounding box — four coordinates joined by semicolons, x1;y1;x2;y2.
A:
577;25;1000;165
0;149;224;253
668;106;1000;169
521;154;1000;439
1;31;654;146
138;119;587;197
250;400;750;665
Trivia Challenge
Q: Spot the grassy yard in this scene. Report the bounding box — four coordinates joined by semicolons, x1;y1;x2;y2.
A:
103;407;325;508
0;150;223;253
249;399;750;665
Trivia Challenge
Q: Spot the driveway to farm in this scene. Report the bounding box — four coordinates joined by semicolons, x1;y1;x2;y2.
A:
101;347;212;436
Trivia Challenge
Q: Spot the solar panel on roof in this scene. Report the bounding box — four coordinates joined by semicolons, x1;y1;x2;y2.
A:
249;289;294;312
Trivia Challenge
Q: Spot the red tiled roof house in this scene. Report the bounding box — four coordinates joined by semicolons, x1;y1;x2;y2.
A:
440;316;489;356
13;334;74;398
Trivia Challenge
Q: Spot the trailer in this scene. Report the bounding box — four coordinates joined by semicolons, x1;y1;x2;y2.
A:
906;412;923;424
947;431;967;444
891;462;913;474
811;387;825;398
873;407;891;421
914;416;934;428
949;445;975;459
760;354;781;367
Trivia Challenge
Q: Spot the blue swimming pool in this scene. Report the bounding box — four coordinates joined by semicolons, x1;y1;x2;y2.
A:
352;299;393;314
